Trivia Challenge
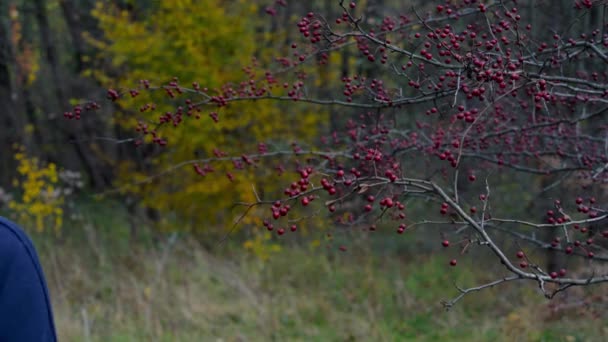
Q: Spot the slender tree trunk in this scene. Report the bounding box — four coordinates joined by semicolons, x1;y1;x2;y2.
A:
59;0;87;72
0;0;21;187
34;0;107;188
33;0;64;106
14;3;44;153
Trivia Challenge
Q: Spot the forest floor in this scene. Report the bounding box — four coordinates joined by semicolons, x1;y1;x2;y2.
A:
30;200;607;342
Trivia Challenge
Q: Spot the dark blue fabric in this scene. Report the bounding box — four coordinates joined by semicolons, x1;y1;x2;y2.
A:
0;217;57;341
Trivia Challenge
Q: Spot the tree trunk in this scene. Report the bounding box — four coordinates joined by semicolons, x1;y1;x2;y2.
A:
34;0;107;188
59;0;87;72
0;0;20;187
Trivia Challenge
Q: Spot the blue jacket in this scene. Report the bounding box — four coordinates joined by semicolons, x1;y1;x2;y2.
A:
0;217;57;341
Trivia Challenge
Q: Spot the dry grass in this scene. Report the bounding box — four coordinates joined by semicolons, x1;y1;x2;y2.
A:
26;200;607;341
33;229;607;342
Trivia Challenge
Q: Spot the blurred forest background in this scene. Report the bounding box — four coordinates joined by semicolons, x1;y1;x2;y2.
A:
0;0;606;341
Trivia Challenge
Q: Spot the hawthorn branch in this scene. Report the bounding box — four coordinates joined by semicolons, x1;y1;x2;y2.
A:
488;214;608;229
487;225;608;262
84;0;608;306
431;182;608;286
442;275;521;310
99;150;352;196
191;90;456;109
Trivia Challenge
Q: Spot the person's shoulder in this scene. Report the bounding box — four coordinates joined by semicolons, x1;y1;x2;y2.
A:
0;216;34;257
0;217;58;341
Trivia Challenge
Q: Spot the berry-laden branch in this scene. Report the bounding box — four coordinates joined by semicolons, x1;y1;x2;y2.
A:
442;275;522;310
65;0;608;305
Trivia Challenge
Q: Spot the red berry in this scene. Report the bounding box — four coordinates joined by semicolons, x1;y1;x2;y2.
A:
449;259;457;266
279;207;288;216
277;228;285;235
550;272;558;279
290;225;297;232
468;174;476;182
442;240;450;247
519;261;528;268
106;88;120;101
516;251;525;259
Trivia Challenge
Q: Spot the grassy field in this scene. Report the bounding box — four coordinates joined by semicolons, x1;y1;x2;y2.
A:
28;201;607;341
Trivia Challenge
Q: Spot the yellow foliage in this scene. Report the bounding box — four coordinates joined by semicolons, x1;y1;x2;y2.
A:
9;148;64;232
89;1;324;231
